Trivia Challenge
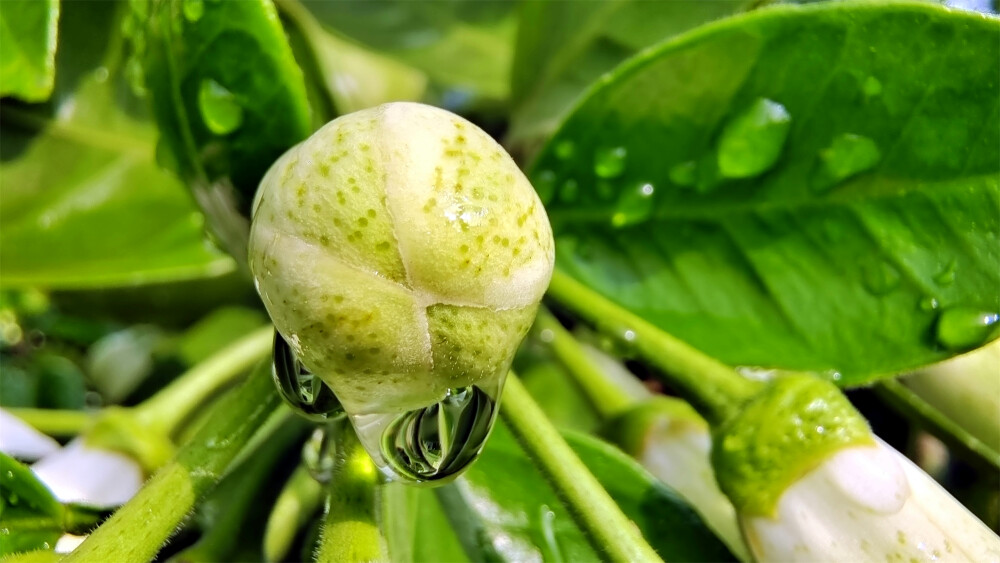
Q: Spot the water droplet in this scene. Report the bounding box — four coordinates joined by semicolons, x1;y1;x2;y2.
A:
198;79;244;135
5;471;13;480
272;333;345;422
183;0;204;22
443;202;488;231
935;307;999;350
934;259;957;286
594;146;627;179
302;426;336;484
8;493;17;505
919;296;940;311
379;385;498;484
862;260;901;296
863;76;882;98
93;66;109;83
610;182;655;228
622;329;637;342
669;161;697;187
559;179;579;203
533;170;556;203
812;133;881;193
538;329;554;343
716;98;791;179
554;140;575;160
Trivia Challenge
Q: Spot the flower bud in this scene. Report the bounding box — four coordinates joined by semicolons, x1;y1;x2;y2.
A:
249;102;554;481
713;374;1000;561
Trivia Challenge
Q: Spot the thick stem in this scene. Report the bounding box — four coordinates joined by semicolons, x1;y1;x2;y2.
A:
546;270;759;426
135;325;273;436
501;372;664;563
64;363;280;563
534;308;634;419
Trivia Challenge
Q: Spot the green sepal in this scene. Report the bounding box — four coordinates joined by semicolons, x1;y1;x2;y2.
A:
603;396;707;458
711;374;874;517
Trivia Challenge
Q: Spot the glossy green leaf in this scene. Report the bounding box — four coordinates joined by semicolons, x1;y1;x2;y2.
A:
509;0;747;151
0;2;235;289
140;0;311;217
435;421;734;562
534;2;1000;386
0;453;63;556
277;0;427;116
300;0;516;105
0;0;59;102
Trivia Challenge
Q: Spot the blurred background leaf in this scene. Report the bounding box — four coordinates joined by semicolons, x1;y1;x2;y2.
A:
535;3;1000;386
0;1;234;289
0;0;59;102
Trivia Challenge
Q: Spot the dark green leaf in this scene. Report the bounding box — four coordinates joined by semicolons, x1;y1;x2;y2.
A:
0;0;59;102
0;453;64;556
300;0;516;106
140;0;312;214
435;421;733;562
0;1;235;289
534;3;1000;386
509;0;747;151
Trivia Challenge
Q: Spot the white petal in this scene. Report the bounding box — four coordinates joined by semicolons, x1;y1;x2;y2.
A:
31;439;143;508
742;439;1000;562
54;534;87;554
0;409;60;461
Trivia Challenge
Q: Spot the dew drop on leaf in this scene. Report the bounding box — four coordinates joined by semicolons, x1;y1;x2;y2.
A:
594;146;627;178
935;307;999;350
934;259;957;286
919;296;940;312
863;76;882;98
559;178;579;202
669;160;697;187
861;259;901;296
554;139;575;160
533;170;557;203
611;182;655;228
716;97;791;179
182;0;204;22
812;133;881;193
198;79;244;135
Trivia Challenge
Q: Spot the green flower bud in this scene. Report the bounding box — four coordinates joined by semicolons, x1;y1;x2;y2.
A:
249;102;553;480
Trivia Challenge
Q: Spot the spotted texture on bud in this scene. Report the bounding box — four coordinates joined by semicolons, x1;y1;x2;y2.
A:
249;103;554;414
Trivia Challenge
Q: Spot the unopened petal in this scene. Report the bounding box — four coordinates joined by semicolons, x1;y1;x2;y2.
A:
32;439;143;508
0;409;60;461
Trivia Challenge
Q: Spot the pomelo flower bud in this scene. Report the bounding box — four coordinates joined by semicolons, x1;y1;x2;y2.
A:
249;102;553;481
712;374;1000;561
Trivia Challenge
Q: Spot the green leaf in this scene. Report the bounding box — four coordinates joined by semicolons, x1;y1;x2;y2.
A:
300;0;516;105
533;2;1000;386
435;421;733;562
509;0;747;150
515;352;603;434
0;453;64;556
140;0;312;211
0;0;59;102
277;0;427;116
0;1;235;289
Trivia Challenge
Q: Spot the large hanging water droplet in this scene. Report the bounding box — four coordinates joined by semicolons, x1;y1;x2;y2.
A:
611;182;655;228
182;0;204;22
594;146;627;179
669;161;697;187
935;307;999;350
377;385;497;484
272;332;345;422
862;260;901;296
302;426;337;483
716;98;791;179
812;133;881;193
198;79;244;135
934;259;957;287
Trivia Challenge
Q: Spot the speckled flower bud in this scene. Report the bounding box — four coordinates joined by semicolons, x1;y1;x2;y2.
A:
249;102;554;416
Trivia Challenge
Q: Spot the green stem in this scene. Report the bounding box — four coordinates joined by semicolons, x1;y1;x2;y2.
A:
547;270;759;426
264;464;324;563
135;325;273;436
876;378;1000;471
316;418;384;563
501;372;663;563
7;408;93;438
535;308;634;419
64;362;280;563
